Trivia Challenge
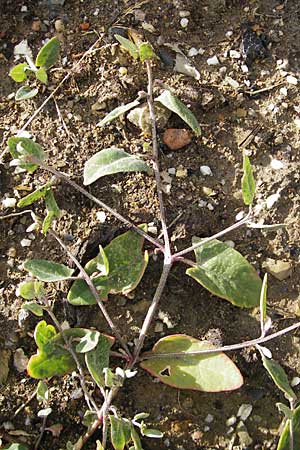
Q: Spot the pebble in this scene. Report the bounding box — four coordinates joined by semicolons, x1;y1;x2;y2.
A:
119;67;128;76
176;167;187;178
262;258;292;281
20;238;32;247
96;211;106;223
229;50;241;59
14;348;29;372
235;211;245;221
207;55;219;65
226;416;237;427
241;64;249;73
205;414;214;423
54;19;65;32
279;87;288;97
179;10;190;17
168;168;176;176
237;404;253;421
286;75;298;85
266;192;280;209
291;377;300;387
2;197;16;208
154;322;164;333
236;421;253;447
294;118;300;129
163;128;192;150
180;18;189;28
225;76;239;89
188;47;199;57
270;159;284;170
79;21;90;31
200;165;212;176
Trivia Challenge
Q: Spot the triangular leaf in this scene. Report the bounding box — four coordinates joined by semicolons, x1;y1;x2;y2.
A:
9;63;30;82
260;354;296;401
24;259;74;282
277;405;300;450
15;86;38;101
155;90;201;136
17;181;53;207
35;66;48;84
83;147;150;185
8;137;45;173
141;335;243;392
97;100;140;128
85;335;113;387
186;238;262;308
115;35;139;59
35;37;60;69
68;226;148;305
242;154;256;205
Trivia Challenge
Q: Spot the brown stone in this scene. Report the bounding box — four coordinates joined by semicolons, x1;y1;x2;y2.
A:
163;128;192;150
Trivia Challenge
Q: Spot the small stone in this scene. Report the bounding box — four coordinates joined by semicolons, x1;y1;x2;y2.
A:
205;414;214;423
180;18;189;28
241;64;249;73
127;103;171;133
207;203;214;211
274;135;284;145
236;421;253;447
270;159;284;170
229;50;241;59
266;192;280;209
119;67;128;76
226;30;233;38
294;118;300;129
96;211;106;223
154;322;164;333
237;404;253;421
176;167;187;178
191;430;203;443
235;211;245;221
188;47;198;57
7;247;16;258
54;19;65;32
226;416;237;427
179;10;190;17
279;87;288;96
141;22;155;33
14;348;29;373
207;55;219;65
198;48;205;55
20;239;32;247
163;129;192;150
79;21;90;31
2;197;16;208
291;377;300;387
225;240;235;248
134;9;146;21
200;165;213;176
168;168;176;175
262;258;292;281
225;76;239;89
32;19;42;32
92;101;107;111
286;75;298;85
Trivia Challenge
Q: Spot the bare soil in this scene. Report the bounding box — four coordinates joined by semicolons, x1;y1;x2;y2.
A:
0;0;300;449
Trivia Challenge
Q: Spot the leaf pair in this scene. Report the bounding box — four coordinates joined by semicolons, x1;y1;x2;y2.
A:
115;35;156;62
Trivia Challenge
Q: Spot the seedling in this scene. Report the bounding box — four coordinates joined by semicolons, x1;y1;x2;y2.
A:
9;37;60;100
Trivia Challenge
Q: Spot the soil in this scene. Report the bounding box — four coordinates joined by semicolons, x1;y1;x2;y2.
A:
0;0;300;449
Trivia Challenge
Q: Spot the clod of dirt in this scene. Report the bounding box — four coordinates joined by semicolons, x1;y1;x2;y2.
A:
163;128;192;150
13;348;29;373
127;103;171;133
240;23;268;65
262;258;293;281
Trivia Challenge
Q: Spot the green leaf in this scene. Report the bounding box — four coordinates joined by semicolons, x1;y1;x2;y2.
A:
7;137;46;173
139;43;157;62
68;226;148;305
131;427;143;450
95;245;109;276
277;405;300;450
5;444;29;450
15;86;38;101
18;280;43;299
28;322;113;379
35;67;48;84
276;403;294;420
115;35;139;59
186;238;262;308
35;37;60;69
141;428;163;438
141;334;243;392
83;410;98;428
24;259;74;282
260;273;268;334
242;154;256;205
83;147;150;186
155;90;201;136
42;188;60;234
261;355;296;401
110;416;126;450
37;407;52;417
76;330;100;353
96;441;104;450
37;380;49;402
17;182;53;207
97;100;140;128
22;302;44;317
121;419;132;444
133;413;149;421
85;335;113;387
9;63;29;82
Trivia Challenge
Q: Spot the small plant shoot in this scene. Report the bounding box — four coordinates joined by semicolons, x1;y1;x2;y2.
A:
242;154;256;205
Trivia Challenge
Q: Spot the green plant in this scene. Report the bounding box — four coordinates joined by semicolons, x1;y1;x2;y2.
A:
3;34;300;450
9;37;60;100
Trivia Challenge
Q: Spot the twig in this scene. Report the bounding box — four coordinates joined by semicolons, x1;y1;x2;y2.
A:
34;414;48;450
39;161;164;251
0;209;33;220
53;97;79;145
245;80;285;96
139;320;300;360
49;229;131;357
173;209;252;259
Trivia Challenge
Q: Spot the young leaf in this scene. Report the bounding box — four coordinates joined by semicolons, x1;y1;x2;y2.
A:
35;67;48;84
276;403;294;420
83;147;150;185
95;245;109;276
37;407;52;417
7;137;46;173
133;413;149;421
5;444;29;450
18;280;43;299
75;330;100;353
115;35;139;59
97;100;140;128
155;90;201;136
186;238;262;308
242;154;256;205
141;428;163;438
15;86;38;101
37;380;49;402
85;335;113;387
277;405;300;450
131;427;143;450
110;416;126;450
9;63;30;82
35;37;60;69
34;320;57;349
68;226;148;305
22;302;44;317
141;335;243;392
24;259;74;282
260;354;297;401
17;182;53;207
260;273;268;335
139;43;157;62
42;188;60;234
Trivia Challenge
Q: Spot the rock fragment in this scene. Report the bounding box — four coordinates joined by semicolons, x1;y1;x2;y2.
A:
163;128;192;150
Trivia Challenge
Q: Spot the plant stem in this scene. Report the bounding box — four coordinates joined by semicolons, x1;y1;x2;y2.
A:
173;209;252;259
139;320;300;360
34;414;47;450
146;60;171;258
39;161;164;251
49;229;131;356
131;261;172;365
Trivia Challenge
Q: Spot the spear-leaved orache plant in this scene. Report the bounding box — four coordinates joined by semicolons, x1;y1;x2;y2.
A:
5;35;299;450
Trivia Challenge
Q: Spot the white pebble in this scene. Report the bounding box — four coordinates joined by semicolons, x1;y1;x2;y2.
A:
286;75;298;85
188;47;199;57
226;416;237;427
241;64;249;73
2;197;17;208
270;159;284;170
266;192;281;209
207;55;219;66
203;426;210;432
93;8;99;16
279;87;288;96
20;5;28;12
207;203;214;211
198;200;207;208
198;48;205;55
179;10;190;17
96;211;106;223
226;30;233;38
20;239;32;247
229;50;241;59
200;165;213;176
180;18;189;28
237;404;253;421
225;240;235;248
205;414;214;423
168;168;176;175
235;211;245;221
225;76;239;89
291;377;300;387
294;118;300;129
